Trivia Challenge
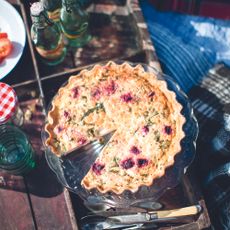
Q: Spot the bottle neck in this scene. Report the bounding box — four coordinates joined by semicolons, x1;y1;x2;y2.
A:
31;12;53;29
42;0;62;11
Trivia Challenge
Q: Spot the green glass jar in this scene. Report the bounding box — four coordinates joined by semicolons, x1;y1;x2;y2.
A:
41;0;62;23
0;125;36;175
30;2;66;66
60;0;91;47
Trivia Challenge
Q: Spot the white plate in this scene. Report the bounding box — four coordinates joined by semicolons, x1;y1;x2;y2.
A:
0;0;26;80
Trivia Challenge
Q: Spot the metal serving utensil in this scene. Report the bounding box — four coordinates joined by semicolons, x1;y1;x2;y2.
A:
107;205;202;225
81;205;202;229
61;130;115;160
80;214;143;230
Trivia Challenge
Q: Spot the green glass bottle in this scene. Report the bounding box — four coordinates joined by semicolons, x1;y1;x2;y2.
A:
0;125;36;175
41;0;62;23
30;2;66;66
60;0;91;47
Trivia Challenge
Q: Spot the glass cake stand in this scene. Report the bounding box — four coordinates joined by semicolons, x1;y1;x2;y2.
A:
42;61;199;210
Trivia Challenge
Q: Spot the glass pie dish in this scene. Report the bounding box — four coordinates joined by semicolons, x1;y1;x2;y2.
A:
42;61;198;208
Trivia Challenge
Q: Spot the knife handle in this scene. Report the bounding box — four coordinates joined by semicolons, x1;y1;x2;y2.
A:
156;205;202;219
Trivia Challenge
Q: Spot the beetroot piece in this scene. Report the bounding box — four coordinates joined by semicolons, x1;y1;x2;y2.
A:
72;87;79;98
121;158;135;169
142;126;149;135
104;80;117;96
64;110;70;118
130;146;141;155
57;126;63;133
77;137;87;145
148;91;155;98
164;125;172;135
137;158;149;168
91;88;101;100
92;162;105;175
120;93;133;103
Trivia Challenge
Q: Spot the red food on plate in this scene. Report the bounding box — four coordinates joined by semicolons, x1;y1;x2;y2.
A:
0;37;12;59
0;33;8;39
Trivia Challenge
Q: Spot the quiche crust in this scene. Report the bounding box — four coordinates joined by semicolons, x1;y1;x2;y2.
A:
45;61;185;194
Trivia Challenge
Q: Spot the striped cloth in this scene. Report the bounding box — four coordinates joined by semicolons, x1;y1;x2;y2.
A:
140;0;230;93
140;1;230;229
189;65;230;230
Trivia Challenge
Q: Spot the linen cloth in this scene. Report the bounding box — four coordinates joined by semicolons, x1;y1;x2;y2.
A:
140;1;230;229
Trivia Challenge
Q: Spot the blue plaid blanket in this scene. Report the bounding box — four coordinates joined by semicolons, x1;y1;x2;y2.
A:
140;1;230;93
140;1;230;229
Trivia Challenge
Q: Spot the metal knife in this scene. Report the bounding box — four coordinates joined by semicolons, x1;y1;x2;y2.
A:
107;205;202;225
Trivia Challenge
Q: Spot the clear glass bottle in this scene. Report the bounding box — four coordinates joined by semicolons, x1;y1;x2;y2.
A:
0;125;36;175
41;0;62;23
60;0;91;47
30;2;66;66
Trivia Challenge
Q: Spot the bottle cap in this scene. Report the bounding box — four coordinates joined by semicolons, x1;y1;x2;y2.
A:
30;2;44;16
0;83;18;124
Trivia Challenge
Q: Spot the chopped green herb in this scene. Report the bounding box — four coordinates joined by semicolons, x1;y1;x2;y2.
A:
81;103;105;121
141;174;148;177
113;157;120;167
148;108;159;118
69;120;77;125
87;128;95;137
99;78;107;82
53;139;60;148
120;171;127;176
160;140;171;150
154;130;160;142
143;111;149;117
133;128;139;135
82;121;94;126
66;118;72;124
100;73;108;81
62;145;67;152
162;107;169;118
147;118;155;126
109;167;119;173
81;96;87;101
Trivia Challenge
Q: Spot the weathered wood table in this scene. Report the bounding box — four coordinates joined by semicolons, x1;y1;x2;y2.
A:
0;0;211;229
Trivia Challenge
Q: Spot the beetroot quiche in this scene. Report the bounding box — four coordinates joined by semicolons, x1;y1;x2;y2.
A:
45;61;185;194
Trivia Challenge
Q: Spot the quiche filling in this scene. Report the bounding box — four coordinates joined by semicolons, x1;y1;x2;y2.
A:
45;62;185;194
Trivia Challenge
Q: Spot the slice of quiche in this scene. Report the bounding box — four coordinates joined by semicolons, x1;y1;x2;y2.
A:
45;61;185;194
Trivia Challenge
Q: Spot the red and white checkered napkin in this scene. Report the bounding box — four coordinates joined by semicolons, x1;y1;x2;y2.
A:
0;82;17;124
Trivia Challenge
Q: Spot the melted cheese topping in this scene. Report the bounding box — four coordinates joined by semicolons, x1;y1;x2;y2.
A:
45;62;185;194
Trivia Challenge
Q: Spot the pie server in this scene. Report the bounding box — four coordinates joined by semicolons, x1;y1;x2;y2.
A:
107;205;202;225
61;130;115;159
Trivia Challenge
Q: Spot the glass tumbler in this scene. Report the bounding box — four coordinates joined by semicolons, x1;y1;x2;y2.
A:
0;125;36;175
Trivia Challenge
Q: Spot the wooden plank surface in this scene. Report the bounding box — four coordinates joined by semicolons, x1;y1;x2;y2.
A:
21;99;78;230
0;185;35;230
0;163;34;230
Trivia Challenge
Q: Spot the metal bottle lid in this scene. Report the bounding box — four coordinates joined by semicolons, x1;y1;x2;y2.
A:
0;82;18;124
30;2;45;17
